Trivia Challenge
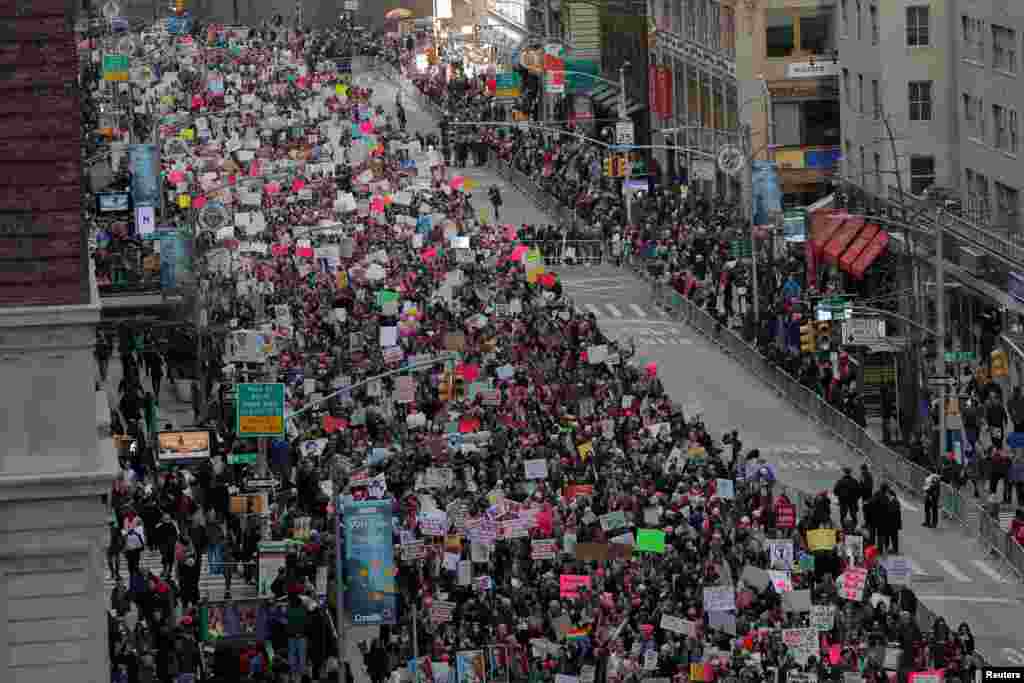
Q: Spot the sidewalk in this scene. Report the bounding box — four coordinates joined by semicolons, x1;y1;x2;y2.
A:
103;354;197;433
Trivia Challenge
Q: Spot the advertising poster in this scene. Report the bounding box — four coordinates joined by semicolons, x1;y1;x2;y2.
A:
157;430;211;464
257;541;290;597
456;650;486;683
344;499;397;624
128;144;161;207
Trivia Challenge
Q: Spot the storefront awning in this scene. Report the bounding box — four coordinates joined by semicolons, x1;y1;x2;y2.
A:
810;210;847;257
850;230;890;279
839;222;880;274
822;215;865;265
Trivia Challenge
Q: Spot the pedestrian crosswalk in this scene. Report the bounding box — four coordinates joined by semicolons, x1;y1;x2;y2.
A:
106;548;258;601
603;326;694;347
581;302;671;320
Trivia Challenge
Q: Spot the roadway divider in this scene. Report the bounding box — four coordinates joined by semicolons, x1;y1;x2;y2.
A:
641;263;1023;585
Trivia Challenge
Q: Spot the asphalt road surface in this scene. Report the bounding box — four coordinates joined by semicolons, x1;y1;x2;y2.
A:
336;64;1024;666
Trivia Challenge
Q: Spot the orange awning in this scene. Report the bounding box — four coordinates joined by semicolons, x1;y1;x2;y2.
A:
823;215;865;265
850;231;890;279
839;222;880;274
810;211;848;258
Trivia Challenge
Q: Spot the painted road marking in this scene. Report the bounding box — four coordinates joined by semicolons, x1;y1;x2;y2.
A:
585;304;602;317
605;304;623;318
898;497;920;513
919;595;1022;605
937;559;971;582
971;559;1008;583
908;559;927;576
629;303;647;317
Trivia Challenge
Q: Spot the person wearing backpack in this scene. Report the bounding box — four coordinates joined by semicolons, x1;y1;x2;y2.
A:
108;520;125;581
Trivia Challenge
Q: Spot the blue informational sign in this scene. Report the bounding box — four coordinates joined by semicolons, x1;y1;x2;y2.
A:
344;499;397;625
1008;432;1024;449
129;144;160;208
159;228;178;289
167;15;193;35
751;160;783;226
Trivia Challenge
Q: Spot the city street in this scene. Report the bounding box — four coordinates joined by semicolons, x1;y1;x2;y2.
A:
371;66;1024;666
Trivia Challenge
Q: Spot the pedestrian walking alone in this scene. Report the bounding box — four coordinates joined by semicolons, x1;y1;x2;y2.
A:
924;473;941;528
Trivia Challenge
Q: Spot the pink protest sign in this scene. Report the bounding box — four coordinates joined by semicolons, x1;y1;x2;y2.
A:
559;574;592;599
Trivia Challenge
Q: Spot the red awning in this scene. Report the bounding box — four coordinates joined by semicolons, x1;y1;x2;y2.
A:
839;222;880;274
810;211;848;257
850;230;890;279
823;215;865;265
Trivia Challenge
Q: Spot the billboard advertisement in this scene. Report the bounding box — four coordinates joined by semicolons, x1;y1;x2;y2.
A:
344;499;397;625
128;144;161;208
157;430;212;464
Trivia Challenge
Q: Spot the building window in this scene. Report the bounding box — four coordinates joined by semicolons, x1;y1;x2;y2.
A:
908;81;932;121
993;25;1018;73
858;74;864;114
841;0;848;36
906;6;929;47
765;10;795;57
910;155;935;195
994;104;1008;150
996;183;1020;231
872;79;880;119
967;171;991;224
978;97;986;139
710;2;720;50
962;15;984;62
842;68;851;106
964;93;978;138
799;7;835;55
1011;109;1019;154
870;4;879;44
855;1;862;41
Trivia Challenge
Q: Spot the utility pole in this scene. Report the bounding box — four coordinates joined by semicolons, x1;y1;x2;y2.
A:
541;0;551;125
935;206;948;460
619;62;630;225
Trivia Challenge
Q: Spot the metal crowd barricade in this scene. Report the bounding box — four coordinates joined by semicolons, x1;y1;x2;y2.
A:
632;255;1024;582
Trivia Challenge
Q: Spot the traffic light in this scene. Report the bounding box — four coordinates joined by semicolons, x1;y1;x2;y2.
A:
603;157;613;177
438;373;452;401
815;322;832;352
800;323;816;353
453;377;466;402
174;0;185;15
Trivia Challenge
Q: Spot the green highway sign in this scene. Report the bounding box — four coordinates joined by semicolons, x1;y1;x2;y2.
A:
944;351;976;362
236;383;286;437
228;452;258;465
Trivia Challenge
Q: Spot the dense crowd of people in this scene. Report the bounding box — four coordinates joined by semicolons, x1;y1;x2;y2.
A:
89;19;1001;683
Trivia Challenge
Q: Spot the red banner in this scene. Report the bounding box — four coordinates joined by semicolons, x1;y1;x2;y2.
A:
649;64;657;117
656;66;673;119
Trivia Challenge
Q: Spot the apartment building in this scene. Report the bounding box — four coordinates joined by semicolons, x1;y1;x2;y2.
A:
731;0;843;207
648;0;740;197
959;1;1023;234
839;0;1022;234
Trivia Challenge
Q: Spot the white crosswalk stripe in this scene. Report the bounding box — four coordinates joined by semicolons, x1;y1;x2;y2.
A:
971;559;1008;582
106;548;257;600
937;559;972;582
605;304;623;318
629;304;647;317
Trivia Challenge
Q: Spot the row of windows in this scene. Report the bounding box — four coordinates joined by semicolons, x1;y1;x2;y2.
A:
652;0;723;52
841;71;933;122
963;15;1019;74
765;8;834;57
963;94;1020;154
965;169;1021;229
844;142;936;196
841;3;929;47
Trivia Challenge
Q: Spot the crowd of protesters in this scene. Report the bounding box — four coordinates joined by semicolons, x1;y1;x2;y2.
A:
90;20;1001;683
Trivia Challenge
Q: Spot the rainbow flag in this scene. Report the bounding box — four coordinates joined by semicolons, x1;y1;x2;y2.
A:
566;628;589;640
